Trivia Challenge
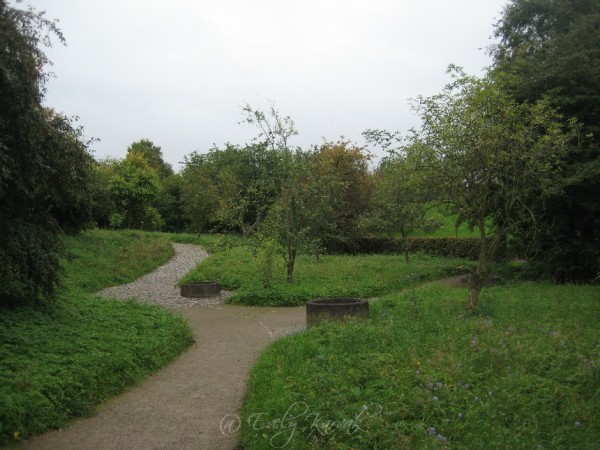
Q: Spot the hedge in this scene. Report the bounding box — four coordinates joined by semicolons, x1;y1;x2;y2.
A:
324;236;480;260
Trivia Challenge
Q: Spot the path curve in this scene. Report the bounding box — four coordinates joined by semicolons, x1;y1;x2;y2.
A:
22;244;306;450
96;243;230;308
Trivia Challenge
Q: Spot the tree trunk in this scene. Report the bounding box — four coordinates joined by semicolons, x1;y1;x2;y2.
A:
468;273;483;312
286;248;296;283
401;232;410;263
469;218;490;311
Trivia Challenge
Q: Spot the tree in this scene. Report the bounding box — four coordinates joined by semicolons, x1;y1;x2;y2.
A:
180;151;221;233
0;2;95;305
156;173;189;232
242;102;317;282
311;139;374;251
411;68;574;310
126;139;174;179
109;152;163;230
258;150;319;282
211;143;281;238
241;101;298;152
89;157;119;228
363;145;440;262
491;0;600;282
180;143;280;236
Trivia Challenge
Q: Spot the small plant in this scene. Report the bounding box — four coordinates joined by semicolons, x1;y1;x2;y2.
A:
256;238;279;288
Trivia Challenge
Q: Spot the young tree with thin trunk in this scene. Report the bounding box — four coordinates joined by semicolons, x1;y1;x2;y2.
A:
411;67;575;310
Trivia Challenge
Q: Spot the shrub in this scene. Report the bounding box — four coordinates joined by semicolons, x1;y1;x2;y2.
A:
324;236;480;259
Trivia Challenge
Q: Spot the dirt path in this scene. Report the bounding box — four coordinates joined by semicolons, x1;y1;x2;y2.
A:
21;246;306;450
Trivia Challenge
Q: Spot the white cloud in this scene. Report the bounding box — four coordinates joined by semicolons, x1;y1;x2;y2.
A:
22;0;507;170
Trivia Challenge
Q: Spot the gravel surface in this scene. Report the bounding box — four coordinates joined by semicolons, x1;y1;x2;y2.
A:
96;243;231;308
23;242;305;450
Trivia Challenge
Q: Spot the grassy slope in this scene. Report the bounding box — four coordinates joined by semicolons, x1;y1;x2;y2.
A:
238;282;600;449
411;206;479;238
181;245;473;306
0;230;194;446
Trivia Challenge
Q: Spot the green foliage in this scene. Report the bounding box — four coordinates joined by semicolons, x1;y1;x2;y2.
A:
62;229;173;292
361;144;440;260
0;3;95;305
256;149;321;282
109;152;162;230
181;245;470;306
410;67;574;308
238;282;600;448
0;220;64;306
324;236;480;259
492;0;600;282
126;138;174;179
185;143;282;236
0;230;191;446
156;174;189;232
409;238;480;260
310;140;374;249
255;238;280;288
411;205;479;238
164;232;245;255
89;157;119;228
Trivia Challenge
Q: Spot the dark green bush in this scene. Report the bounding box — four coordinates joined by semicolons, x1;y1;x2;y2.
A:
408;237;480;259
324;236;480;259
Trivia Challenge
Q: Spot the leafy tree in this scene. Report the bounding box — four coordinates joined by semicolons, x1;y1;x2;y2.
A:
180;151;221;233
126;139;174;179
212;143;281;238
363;145;440;262
242;103;317;282
0;2;94;305
109;152;163;230
89;157;119;228
311;139;374;251
241;101;298;151
258;150;319;282
411;68;574;310
156;173;189;232
180;143;280;236
492;0;600;281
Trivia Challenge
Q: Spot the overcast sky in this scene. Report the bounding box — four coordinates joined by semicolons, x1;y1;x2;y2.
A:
23;0;507;171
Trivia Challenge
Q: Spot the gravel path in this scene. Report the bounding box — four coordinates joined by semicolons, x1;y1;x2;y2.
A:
96;243;231;308
22;243;306;450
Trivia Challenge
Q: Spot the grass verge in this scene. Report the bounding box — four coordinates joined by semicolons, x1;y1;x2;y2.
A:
0;229;194;446
238;282;600;449
181;245;473;306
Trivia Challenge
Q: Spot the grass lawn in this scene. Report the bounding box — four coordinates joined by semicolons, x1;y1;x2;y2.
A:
0;229;194;446
181;245;474;306
238;282;600;449
411;205;479;238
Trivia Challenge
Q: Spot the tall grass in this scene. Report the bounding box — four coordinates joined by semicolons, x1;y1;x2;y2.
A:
0;229;194;446
238;282;600;449
181;245;473;306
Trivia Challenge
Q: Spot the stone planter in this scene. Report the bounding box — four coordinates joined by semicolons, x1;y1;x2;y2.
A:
180;281;221;298
306;298;369;328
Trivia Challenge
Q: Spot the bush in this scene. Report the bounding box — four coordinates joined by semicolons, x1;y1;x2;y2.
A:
408;237;480;259
0;220;63;306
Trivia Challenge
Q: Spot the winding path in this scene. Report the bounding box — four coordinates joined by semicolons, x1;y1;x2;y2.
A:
23;244;305;450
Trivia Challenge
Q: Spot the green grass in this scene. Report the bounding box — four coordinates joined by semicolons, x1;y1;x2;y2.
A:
238;282;600;449
62;229;174;292
162;231;244;254
0;229;194;446
412;206;479;238
181;245;473;306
